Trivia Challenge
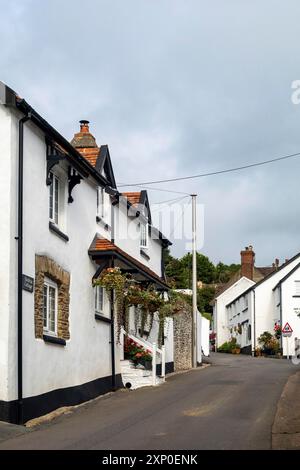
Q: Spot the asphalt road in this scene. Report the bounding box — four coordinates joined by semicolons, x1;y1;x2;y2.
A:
0;353;298;450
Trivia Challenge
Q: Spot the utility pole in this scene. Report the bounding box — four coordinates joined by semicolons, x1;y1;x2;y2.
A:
191;194;199;368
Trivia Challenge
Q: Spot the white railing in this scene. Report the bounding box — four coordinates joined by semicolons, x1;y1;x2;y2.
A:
120;328;165;386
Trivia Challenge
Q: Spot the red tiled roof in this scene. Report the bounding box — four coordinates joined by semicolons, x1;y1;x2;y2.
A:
121;192;141;207
89;235;169;289
76;147;100;167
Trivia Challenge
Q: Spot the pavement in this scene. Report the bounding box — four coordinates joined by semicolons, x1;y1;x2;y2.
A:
0;353;299;450
272;370;300;449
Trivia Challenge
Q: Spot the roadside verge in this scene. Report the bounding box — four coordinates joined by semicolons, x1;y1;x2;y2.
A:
272;370;300;449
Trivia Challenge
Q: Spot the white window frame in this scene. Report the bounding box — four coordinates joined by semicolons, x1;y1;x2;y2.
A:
43;277;58;336
49;172;60;225
140;222;148;249
295;281;300;295
97;187;105;219
95;285;106;315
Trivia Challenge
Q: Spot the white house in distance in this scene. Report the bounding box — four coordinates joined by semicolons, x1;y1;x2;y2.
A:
0;81;173;424
213;246;276;351
224;249;300;356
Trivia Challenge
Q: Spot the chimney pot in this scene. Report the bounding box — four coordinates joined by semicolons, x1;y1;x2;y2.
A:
79;120;90;133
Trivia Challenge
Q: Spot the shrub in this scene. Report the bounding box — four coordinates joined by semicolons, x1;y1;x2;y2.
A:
218;337;240;353
258;331;280;355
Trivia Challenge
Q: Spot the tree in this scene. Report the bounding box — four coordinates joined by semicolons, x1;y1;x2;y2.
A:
197;285;216;314
214;262;240;283
164;250;240;290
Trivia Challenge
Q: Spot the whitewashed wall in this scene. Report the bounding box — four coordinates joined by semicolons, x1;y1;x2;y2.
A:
0;102;167;405
213;277;254;348
198;314;209;358
254;256;300;349
114;199;163;276
280;267;300;356
0;105;16;401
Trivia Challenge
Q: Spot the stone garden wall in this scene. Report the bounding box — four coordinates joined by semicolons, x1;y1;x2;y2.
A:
173;307;192;371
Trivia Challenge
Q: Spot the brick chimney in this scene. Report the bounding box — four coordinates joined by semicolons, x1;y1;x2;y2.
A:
71;120;98;149
241;245;255;280
71;120;100;167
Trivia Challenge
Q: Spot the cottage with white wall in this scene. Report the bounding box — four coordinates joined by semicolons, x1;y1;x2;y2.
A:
226;252;300;356
0;81;173;424
213;246;275;350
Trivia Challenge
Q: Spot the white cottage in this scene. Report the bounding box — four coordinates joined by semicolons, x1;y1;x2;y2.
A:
0;82;172;424
213;246;275;351
226;252;300;356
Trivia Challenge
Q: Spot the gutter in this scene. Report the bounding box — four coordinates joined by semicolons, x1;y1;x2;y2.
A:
17;112;31;424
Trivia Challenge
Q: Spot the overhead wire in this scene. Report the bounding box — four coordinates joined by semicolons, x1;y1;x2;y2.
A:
118;150;300;187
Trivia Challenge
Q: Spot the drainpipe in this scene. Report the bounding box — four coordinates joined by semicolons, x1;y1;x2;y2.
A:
110;256;116;391
17;113;31;424
253;290;256;355
279;285;283;353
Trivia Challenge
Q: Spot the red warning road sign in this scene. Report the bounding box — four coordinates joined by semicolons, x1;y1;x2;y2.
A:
282;322;293;337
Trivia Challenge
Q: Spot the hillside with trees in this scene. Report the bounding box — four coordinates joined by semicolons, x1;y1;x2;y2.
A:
164;249;240;315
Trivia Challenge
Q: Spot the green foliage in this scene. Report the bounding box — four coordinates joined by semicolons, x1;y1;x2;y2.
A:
197;285;216;314
214;262;240;283
258;331;280;355
218;337;241;353
164;250;240;289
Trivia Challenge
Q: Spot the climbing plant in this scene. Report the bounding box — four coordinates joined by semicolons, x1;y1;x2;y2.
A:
94;267;192;345
94;267;131;340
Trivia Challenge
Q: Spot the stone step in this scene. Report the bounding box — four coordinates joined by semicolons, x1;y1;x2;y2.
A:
120;358;164;390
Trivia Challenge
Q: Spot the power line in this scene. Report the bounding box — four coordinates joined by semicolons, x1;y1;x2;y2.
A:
118;150;300;187
151;197;189;213
152;195;188;205
121;183;189;195
151;195;189;212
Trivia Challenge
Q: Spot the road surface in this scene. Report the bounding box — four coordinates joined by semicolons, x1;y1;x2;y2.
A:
0;353;298;450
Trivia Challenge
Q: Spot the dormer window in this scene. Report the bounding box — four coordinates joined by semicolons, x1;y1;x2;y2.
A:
49;169;67;237
97;187;110;226
140;222;148;249
49;173;59;225
97;187;105;219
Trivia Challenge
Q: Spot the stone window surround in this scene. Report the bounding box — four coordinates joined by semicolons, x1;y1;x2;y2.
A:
34;255;70;341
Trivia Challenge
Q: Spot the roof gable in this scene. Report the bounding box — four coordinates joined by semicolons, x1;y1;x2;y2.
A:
95;145;116;189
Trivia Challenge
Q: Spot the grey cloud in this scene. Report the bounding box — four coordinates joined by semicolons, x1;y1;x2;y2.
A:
1;0;300;265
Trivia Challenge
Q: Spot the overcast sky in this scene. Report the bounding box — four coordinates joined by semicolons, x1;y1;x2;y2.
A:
2;0;300;265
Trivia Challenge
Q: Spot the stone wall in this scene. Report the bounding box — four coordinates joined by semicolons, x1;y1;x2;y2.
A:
173;307;192;371
34;255;70;339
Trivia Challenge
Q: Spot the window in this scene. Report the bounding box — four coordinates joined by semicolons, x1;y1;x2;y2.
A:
140;223;148;249
248;324;252;341
242;295;248;311
49;173;59;225
97;187;105;219
95;285;104;314
43;278;58;335
295;281;300;295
